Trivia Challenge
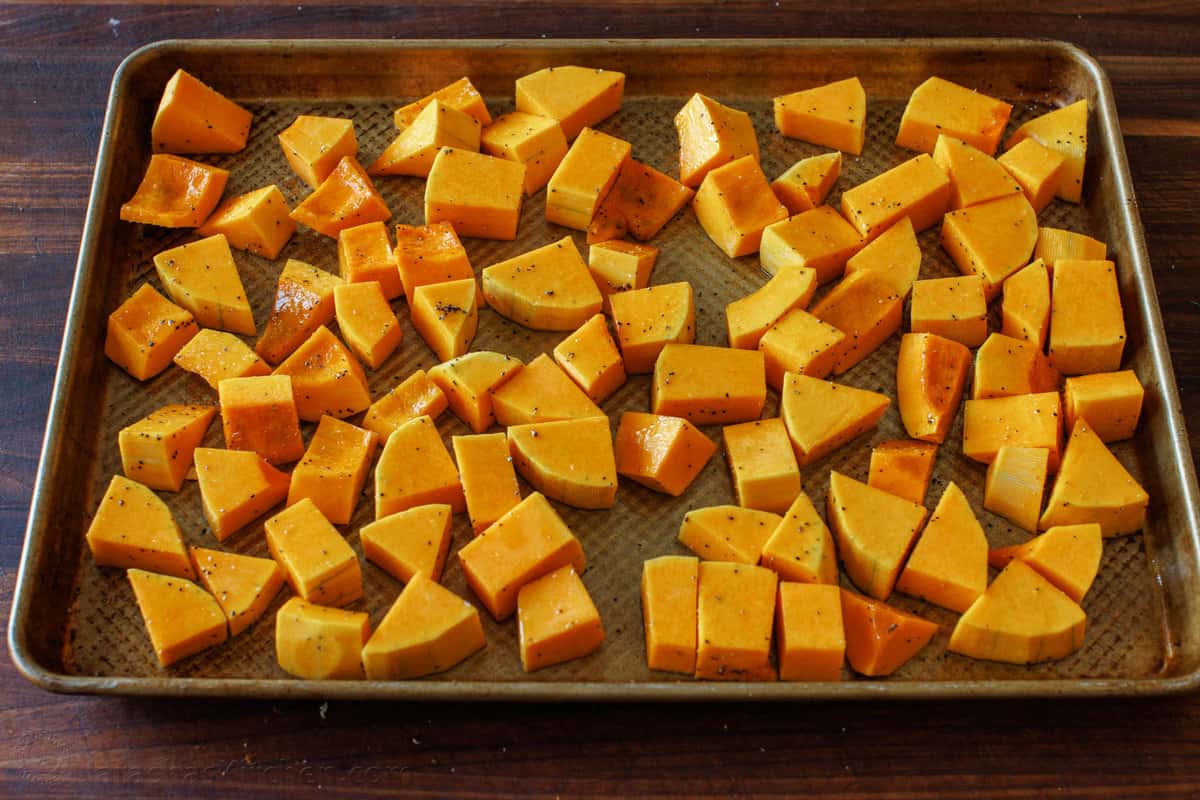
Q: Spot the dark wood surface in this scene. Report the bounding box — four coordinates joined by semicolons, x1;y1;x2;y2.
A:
2;2;1199;797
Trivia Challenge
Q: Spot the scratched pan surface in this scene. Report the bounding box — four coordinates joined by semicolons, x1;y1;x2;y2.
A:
10;39;1200;700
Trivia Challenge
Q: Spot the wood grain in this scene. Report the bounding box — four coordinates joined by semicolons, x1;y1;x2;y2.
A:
1;2;1199;796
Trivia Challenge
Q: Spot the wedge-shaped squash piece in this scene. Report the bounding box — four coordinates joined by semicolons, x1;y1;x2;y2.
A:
190;546;285;637
896;482;988;612
998;138;1066;213
363;574;486;679
545;127;631;231
515;65;624;141
726;266;818;350
394;77;492;131
194;447;291;541
771;152;843;214
482;236;602;331
896;332;971;444
932;134;1022;210
696;562;778;681
942;192;1038;300
963;392;1063;470
287;416;377;525
375;415;465;518
1001;259;1051;349
759;309;845;389
360;504;453;584
363;368;448;440
678;505;781;564
868;439;937;505
897;77;1012;155
152;69;251;154
723;418;801;514
1035;227;1106;272
989;523;1102;603
675;93;759;188
973;332;1060;400
266;498;362;607
275;597;369;680
290;156;390;239
1040;419;1147;536
278;115;357;189
614;411;716;497
370;100;482;177
481;111;568;195
1049;259;1126;376
508;416;617;509
429;350;524;433
1005;99;1088;203
1063;370;1144;443
553;314;626;402
411;277;478;362
760;206;864;284
120;154;229;228
780;374;890;466
518;565;605;672
86;475;194;578
198;185;295;260
840;590;938;676
587;239;659;313
587;159;694;244
611;281;696;374
827;471;928;600
255;260;344;365
983;445;1049;533
776;582;845;681
426;147;525;240
841;154;951;240
105;283;199;381
453;434;522;534
337;221;401;300
393;222;473;305
759;490;838;585
127;569;226;667
774;77;866;155
693;155;787;258
492;353;604;426
641;555;700;674
843;217;921;297
652;344;766;426
217;374;304;464
333;281;402;370
811;269;904;374
152;234;253;335
950;560;1086;664
457;491;586;620
119;404;216;492
273;326;371;422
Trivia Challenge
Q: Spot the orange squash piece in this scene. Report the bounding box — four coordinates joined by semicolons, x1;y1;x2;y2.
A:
841;153;951;239
481;111;568;195
287;415;377;525
392;222;474;305
197;185;296;260
678;505;781;564
85;475;194;579
190;546;286;637
1035;227;1107;273
1063;370;1144;443
453;433;522;534
1040;419;1147;536
651;344;766;426
515;65;624;141
827;471;928;600
429;350;524;433
151;69;252;154
723;418;801;514
360;504;453;584
105;283;199;381
773;77;866;155
610;281;696;374
771;152;843;214
897;76;1012;155
120;154;229;228
118;403;216;492
988;523;1102;603
896;482;988;612
410;277;478;361
492;353;604;426
1001;259;1051;349
693;155;788;258
842;217;922;298
941;192;1038;300
776;582;845;681
587;159;694;244
363;368;448;440
217;374;304;464
375;415;465;518
896;332;972;444
193;447;291;541
370;100;482;177
614;411;716;496
726;266;818;350
425;147;526;240
1005;99;1088;203
153;234;253;334
760;206;864;284
931;134;1023;210
518;565;605;672
272;326;370;422
337;221;402;300
587;239;660;313
275;597;370;680
811;269;905;374
553;314;626;402
984;445;1050;533
675;93;759;188
868;439;938;505
333;281;402;370
840;590;938;677
998;138;1067;213
482;237;602;331
695;562;778;681
290;156;390;238
972;332;1060;400
1049;259;1126;375
759;490;838;586
641;555;700;674
127;569;227;667
394;77;492;131
910;275;988;347
278;115;357;189
545;127;631;231
963;392;1063;471
265;498;363;606
508;416;618;509
780;373;890;466
362;573;485;679
759;308;846;389
255;259;344;365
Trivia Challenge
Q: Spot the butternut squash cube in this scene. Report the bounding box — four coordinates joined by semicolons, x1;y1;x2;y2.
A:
988;523;1102;603
394;77;492;131
393;222;474;305
723;418;802;514
651;344;766;425
333;281;402;370
105;283;199;381
771;152;843;214
375;415;465;517
811;269;905;374
726;266;818;350
1005;99;1088;203
1040;419;1147;536
362;573;486;679
910;275;988;347
275;597;369;680
453;434;522;534
1001;259;1051;349
515;65;624;141
840;590;938;677
291;156;390;239
363;368;448;440
973;332;1060;400
429;350;524;433
287;415;378;525
896;482;988;612
773;77;866;155
508;416;618;509
827;471;928;600
896;332;972;444
265;498;363;607
842;217;921;298
425;147;526;240
941;192;1038;300
153;234;253;335
255;260;344;365
868;439;937;505
998;138;1067;213
587;159;694;244
518;565;605;672
370;100;482;177
545;127;632;230
840;154;951;239
678;505;781;564
983;445;1050;533
760;206;864;284
481;111;569;195
759;490;838;586
193;447;291;541
897;76;1012;155
780;373;890;466
278;115;357;189
360;504;453;583
758;308;845;389
457;491;586;620
610;281;696;374
127;569;226;667
1063;370;1144;443
482;236;602;331
1049;259;1126;375
553;314;626;402
190;546;285;637
410;277;478;361
949;559;1086;664
337;221;402;300
1035;227;1107;272
217;374;305;464
587;239;660;313
962;392;1063;470
86;475;194;578
118;403;216;492
614;411;716;496
675;93;759;188
120;154;228;228
776;582;845;681
151;69;251;154
695;562;778;681
931;134;1023;210
693;156;788;258
272;326;371;422
197;185;295;260
492;353;604;426
641;555;699;674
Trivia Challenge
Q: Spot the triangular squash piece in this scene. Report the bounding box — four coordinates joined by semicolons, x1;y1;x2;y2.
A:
508;416;618;509
989;523;1102;603
375;415;466;517
515;65;624;141
587;158;694;244
86;475;194;579
949;559;1086;664
369;100;481;177
362;573;486;679
289;156;391;238
810;269;904;374
770;151;842;215
429;350;524;433
394;77;492;131
759;490;838;585
773;78;866;155
972;332;1060;400
360;503;454;584
613;412;716;497
675;93;759;187
843;217;921;297
1040;419;1148;536
189;546;285;637
272;326;371;422
1005;99;1088;203
840;589;938;676
410;278;478;362
932;135;1022;210
677;505;782;565
941;192;1038;300
896;482;988;612
491;353;604;426
127;568;227;667
193;447;291;541
780;374;890;466
153;234;255;335
827;471;928;600
256;259;344;365
481;237;602;331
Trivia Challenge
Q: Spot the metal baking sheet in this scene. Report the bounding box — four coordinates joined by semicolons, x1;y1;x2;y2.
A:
9;38;1200;700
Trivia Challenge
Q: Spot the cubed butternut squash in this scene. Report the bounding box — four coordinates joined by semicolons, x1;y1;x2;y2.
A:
425;147;525;240
678;505;782;564
275;597;369;680
272;326;371;422
1063;370;1144;443
973;332;1060;400
771;152;843;214
587;159;694;244
333;281;402;369
931;134;1022;210
941;192;1038;300
217;374;305;464
988;523;1102;603
105;283;199;381
998;138;1067;213
118;403;216;492
375;415;465;518
896;482;988;612
515;65;624;141
517;566;605;672
963;392;1063;470
842;217;921;298
868;439;937;505
410;277;478;361
983;445;1050;533
723;418;802;514
86;475;194;579
610;281;696;374
693;155;788;258
553;313;626;402
759;308;846;389
290;156;390;238
127;569;227;667
810;269;905;373
544;127;631;231
190;546;285;638
1049;259;1126;375
120;154;228;228
651;344;766;425
508;416;618;509
278;115;357;189
910;275;988;347
429;350;524;433
587;239;660;313
726;266;818;350
492;353;604;425
1040;418;1147;536
193;447;291;541
362;368;448;440
759;490;838;586
641;555;699;674
362;574;485;679
360;504;453;584
840;154;951;239
482;236;602;331
897;77;1012;155
776;582;845;681
827;471;928;600
394;77;492;131
675;93;759;188
453;434;522;534
760;206;864;284
197;185;295;260
895;332;971;444
265;498;363;607
337;220;402;300
151;69;251;154
481;111;568;195
287;415;378;525
1035;227;1107;272
773;77;866;155
392;222;474;306
780;373;890;466
840;590;938;676
1005;99;1088;203
255;259;344;365
695;562;778;681
614;411;716;497
1001;259;1051;349
370;100;482;177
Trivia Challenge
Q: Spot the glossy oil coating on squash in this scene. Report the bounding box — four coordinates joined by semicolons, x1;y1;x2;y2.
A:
692;155;786;258
586;239;660;313
1039;419;1148;536
118;403;216;492
651;344;766;426
587;158;693;244
333;281;403;370
867;439;937;506
86;475;195;579
360;503;453;584
272;326;372;422
610;281;695;374
198;185;295;260
613;412;716;497
779;374;889;466
508;416;618;510
429;350;524;434
760;206;863;284
217;374;305;465
290;156;390;238
370;100;482;178
771;151;842;215
840;590;938;677
255;259;344;365
336;221;402;299
394;77;492;131
759;308;845;389
410;277;478;362
810;268;904;374
363;573;486;679
190;546;285;638
515;65;624;141
193;447;291;541
491;353;604;426
988;523;1103;603
286;415;378;525
482;237;602;331
265;498;363;607
105;283;199;381
842;217;921;298
152;68;252;155
895;332;971;444
374;415;465;518
128;569;228;667
393;222;474;304
773;78;866;155
725;266;818;351
972;332;1060;400
481;111;568;195
675;93;759;188
677;505;781;564
553;314;626;403
278;115;357;189
362;368;448;441
120;154;229;228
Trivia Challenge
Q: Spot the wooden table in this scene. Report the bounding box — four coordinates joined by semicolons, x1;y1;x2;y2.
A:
2;3;1199;796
